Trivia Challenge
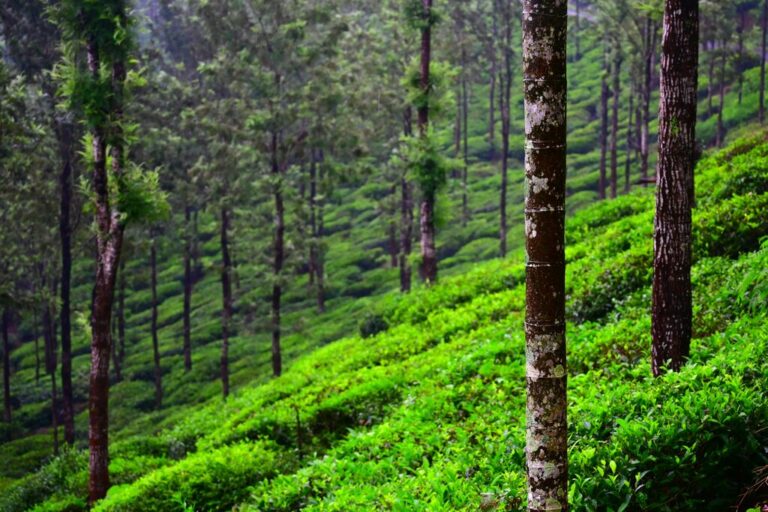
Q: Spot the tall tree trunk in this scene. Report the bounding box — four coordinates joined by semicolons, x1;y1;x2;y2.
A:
220;207;232;396
489;62;497;159
737;10;746;105
652;0;699;377
625;93;634;194
523;0;568;509
315;156;326;314
462;75;470;226
574;0;581;60
400;107;414;293
183;206;193;371
309;153;319;284
760;0;768;124
150;238;162;408
610;47;622;199
43;300;58;455
706;45;715;116
271;130;284;377
117;260;125;369
499;2;513;258
34;326;40;385
640;18;656;184
110;309;121;382
716;40;726;147
88;35;127;505
599;41;610;199
418;0;437;284
59;140;75;446
2;309;11;423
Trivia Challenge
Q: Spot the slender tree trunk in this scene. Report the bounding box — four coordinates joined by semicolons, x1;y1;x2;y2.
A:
625;93;634;194
315;155;326;314
183;206;193;371
489;63;497;160
574;0;581;60
88;35;127;505
50;371;58;455
43;301;58;455
462;75;470;226
309;153;319;285
737;11;745;105
59;142;75;446
499;6;513;258
599;41;609;199
34;326;41;385
117;260;125;368
716;40;726;148
760;0;768;124
271;130;284;377
2;309;11;423
652;0;699;377
418;0;437;284
220;208;232;396
523;0;568;509
706;46;715;116
150;239;162;408
388;199;399;267
400;107;414;293
110;309;121;382
640;18;658;185
610;47;622;199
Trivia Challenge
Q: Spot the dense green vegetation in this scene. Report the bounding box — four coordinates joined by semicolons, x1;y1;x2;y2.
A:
2;131;767;511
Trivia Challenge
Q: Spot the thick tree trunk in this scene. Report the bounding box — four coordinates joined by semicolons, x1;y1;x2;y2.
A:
625;93;634;194
183;206;193;371
271;131;284;377
716;40;726;147
150;239;162;408
610;48;622;199
220;208;232;396
59;139;75;446
523;0;568;509
652;0;698;377
761;0;768;124
88;37;126;505
2;309;11;423
400;106;414;294
418;0;437;284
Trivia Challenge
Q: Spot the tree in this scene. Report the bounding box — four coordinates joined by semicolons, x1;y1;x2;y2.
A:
522;0;568;510
651;0;699;377
150;235;163;408
760;0;768;124
1;309;11;424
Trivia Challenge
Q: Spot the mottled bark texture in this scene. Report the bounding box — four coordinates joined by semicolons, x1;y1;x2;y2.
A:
418;0;438;284
150;239;163;408
220;208;232;396
652;0;698;377
523;1;568;510
89;37;127;504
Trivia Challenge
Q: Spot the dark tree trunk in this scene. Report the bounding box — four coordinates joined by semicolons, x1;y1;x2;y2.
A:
400;106;414;294
625;93;634;194
599;42;610;199
737;10;746;105
706;45;715;116
117;260;125;369
716;40;726;147
2;309;11;423
271;130;284;377
489;65;497;160
574;0;581;60
388;188;399;268
88;36;127;505
498;1;513;258
418;0;437;284
315;150;326;313
462;75;470;226
43;301;58;455
610;47;622;199
35;326;41;385
59;140;75;446
150;239;162;408
309;153;319;285
652;0;699;377
640;18;657;185
110;309;121;382
523;0;568;509
220;207;232;396
761;0;768;124
183;206;193;371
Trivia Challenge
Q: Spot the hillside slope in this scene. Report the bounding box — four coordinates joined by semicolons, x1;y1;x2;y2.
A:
3;131;767;511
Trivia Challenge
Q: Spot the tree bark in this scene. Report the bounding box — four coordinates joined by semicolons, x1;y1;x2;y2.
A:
610;47;622;199
183;206;193;371
761;0;768;124
418;0;437;284
150;238;162;408
271;130;284;377
400;107;414;293
652;0;698;377
498;0;513;257
220;208;232;396
88;31;127;504
523;1;568;509
599;42;610;199
2;309;11;423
